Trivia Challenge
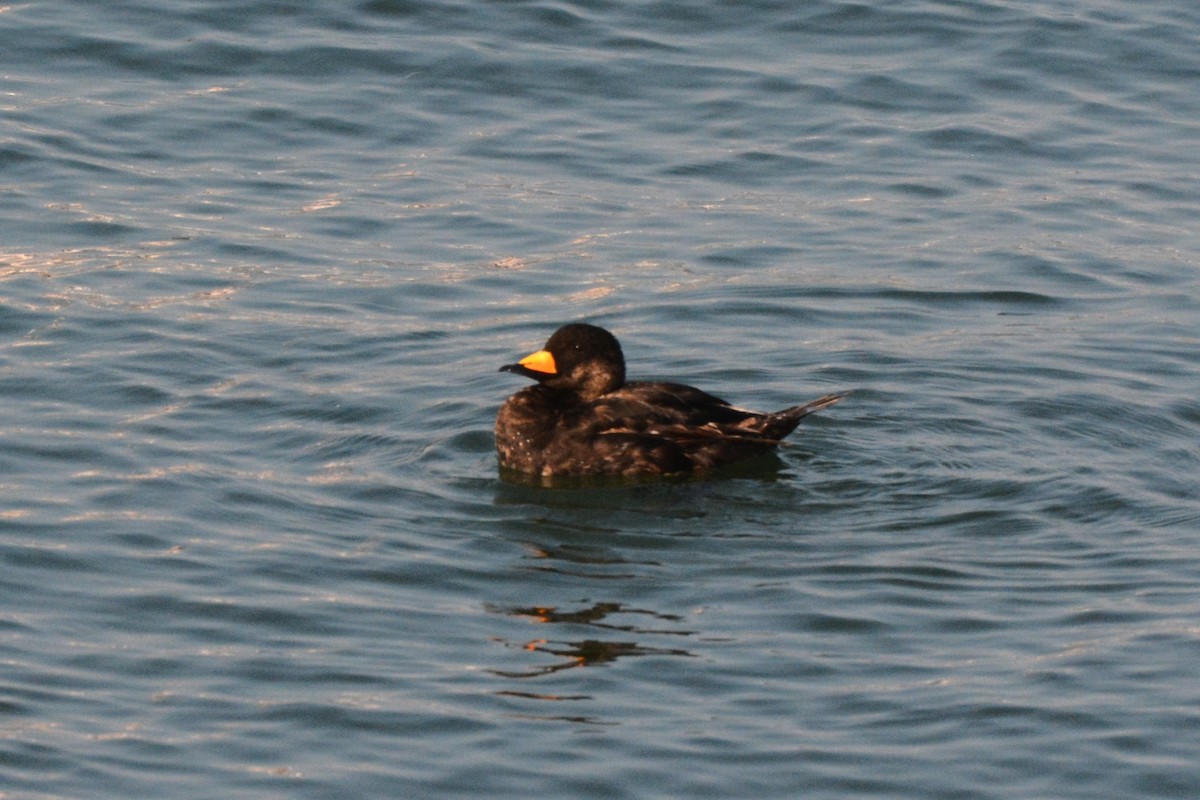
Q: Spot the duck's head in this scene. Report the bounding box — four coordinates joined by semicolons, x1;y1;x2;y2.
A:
500;323;626;400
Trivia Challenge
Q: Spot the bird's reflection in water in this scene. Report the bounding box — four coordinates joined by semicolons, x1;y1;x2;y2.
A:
488;600;696;681
497;601;688;633
492;636;694;679
487;597;696;671
488;528;699;722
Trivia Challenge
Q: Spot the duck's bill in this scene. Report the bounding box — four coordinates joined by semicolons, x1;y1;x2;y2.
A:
499;348;557;378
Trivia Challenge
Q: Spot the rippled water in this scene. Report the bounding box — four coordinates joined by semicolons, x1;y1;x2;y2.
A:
3;0;1200;797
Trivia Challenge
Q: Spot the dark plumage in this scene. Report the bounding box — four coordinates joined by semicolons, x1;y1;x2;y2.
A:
495;323;843;479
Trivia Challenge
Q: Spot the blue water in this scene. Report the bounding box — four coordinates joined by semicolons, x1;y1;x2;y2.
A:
3;0;1199;797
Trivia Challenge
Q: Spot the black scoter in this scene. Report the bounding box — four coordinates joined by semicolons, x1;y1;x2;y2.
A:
495;323;843;478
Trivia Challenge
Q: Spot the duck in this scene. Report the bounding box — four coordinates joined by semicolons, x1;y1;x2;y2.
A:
495;322;843;479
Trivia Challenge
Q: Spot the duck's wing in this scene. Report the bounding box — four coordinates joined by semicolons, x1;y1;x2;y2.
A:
596;381;758;428
592;385;844;440
582;382;778;469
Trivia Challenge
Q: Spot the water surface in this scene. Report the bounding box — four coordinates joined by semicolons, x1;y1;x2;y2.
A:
3;1;1199;797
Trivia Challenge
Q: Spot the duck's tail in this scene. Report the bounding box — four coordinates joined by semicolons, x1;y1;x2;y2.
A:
760;392;846;440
